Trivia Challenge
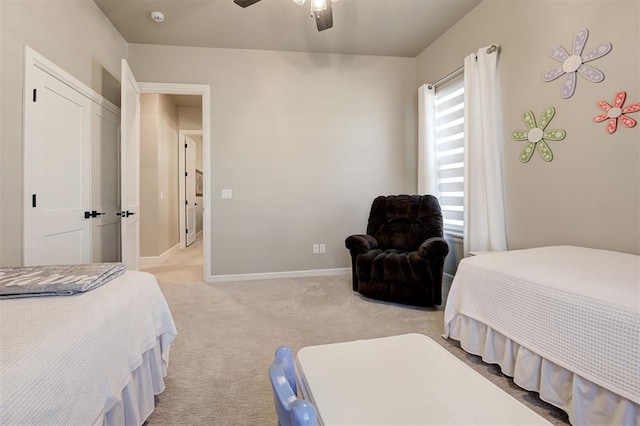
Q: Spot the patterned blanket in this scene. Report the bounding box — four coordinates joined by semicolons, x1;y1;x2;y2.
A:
0;263;127;299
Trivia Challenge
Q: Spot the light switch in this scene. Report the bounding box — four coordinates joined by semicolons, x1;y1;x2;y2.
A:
221;189;232;199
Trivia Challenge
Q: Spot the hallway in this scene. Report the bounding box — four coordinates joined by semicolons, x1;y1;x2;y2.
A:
140;235;203;283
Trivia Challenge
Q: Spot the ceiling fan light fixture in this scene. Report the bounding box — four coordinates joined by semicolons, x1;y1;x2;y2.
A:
236;0;337;31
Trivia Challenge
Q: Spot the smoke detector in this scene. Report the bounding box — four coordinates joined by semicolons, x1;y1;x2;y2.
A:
150;11;164;23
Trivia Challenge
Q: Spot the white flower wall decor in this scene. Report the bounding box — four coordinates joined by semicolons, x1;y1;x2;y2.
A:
543;28;612;99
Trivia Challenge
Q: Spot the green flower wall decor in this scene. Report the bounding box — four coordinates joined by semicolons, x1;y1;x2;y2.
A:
512;107;566;163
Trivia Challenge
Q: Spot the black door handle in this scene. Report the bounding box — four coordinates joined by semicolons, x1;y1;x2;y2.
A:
84;211;106;219
126;211;136;217
117;211;136;218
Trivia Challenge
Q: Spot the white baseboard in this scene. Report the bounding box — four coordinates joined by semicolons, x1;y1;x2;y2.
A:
139;243;180;266
206;267;350;283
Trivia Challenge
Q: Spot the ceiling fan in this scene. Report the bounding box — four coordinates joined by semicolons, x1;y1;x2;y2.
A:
234;0;337;32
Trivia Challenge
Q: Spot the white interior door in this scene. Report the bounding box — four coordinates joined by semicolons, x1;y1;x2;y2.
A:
25;66;91;265
120;59;141;270
185;138;197;246
91;103;121;262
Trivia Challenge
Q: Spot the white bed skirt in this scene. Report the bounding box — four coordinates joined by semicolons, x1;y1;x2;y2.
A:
446;315;640;426
99;335;172;426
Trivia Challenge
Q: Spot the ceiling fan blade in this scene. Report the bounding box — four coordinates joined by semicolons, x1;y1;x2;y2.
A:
313;0;333;31
234;0;262;7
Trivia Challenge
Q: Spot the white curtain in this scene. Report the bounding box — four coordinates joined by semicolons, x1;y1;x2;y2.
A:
417;84;438;195
463;46;508;256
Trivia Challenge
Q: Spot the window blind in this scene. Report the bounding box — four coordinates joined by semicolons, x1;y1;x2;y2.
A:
434;76;465;234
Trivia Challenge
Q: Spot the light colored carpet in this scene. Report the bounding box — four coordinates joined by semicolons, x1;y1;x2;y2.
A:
142;240;569;425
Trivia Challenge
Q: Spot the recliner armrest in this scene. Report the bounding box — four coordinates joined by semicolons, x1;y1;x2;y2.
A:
345;234;379;254
418;237;449;258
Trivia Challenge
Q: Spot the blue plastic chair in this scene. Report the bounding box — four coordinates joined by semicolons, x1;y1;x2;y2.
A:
269;346;318;426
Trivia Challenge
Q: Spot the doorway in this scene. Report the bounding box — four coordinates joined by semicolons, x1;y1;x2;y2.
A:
136;83;211;282
180;131;203;249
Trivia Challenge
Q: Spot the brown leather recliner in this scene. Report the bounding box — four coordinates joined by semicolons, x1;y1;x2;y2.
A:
345;195;449;307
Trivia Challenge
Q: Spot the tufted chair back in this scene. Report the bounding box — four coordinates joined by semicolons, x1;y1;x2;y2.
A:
366;195;444;252
345;194;449;306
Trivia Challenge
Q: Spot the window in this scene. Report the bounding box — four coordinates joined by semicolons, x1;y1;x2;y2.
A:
433;75;464;235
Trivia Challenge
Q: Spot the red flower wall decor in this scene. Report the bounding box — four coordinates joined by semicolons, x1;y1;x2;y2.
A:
593;91;640;134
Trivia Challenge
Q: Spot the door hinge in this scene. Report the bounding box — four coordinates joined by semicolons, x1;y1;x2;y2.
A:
185;228;189;234
185;200;188;205
185;172;188;177
185;143;187;148
32;89;37;102
32;194;37;208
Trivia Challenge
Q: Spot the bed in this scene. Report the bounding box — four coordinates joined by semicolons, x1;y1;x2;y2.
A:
0;269;178;425
443;246;639;425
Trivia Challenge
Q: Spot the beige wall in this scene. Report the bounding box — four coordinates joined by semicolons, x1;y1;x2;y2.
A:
179;106;203;130
128;44;417;275
140;94;160;256
417;0;640;255
158;95;180;253
0;0;127;266
140;94;180;257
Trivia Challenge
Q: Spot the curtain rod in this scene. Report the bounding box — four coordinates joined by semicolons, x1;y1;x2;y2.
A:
427;44;501;90
427;66;463;90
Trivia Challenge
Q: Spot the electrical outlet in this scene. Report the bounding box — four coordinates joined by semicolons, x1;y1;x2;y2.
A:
319;244;326;254
313;244;319;254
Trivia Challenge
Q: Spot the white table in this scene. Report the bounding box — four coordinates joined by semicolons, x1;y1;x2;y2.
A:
295;333;551;425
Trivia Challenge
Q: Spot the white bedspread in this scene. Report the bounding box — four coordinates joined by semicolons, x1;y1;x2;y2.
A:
444;246;640;405
0;270;178;425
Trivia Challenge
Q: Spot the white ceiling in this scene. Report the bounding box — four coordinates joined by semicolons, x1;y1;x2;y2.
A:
94;0;482;58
